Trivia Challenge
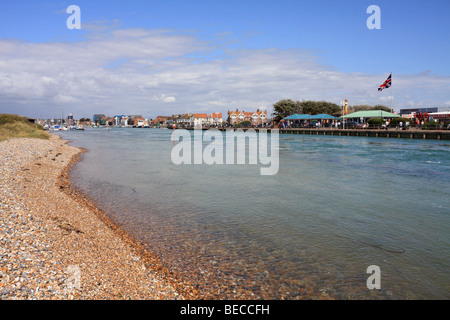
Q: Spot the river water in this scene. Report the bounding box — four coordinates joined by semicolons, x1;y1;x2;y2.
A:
56;127;450;299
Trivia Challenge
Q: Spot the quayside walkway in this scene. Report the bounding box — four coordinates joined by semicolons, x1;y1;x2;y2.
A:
187;127;450;140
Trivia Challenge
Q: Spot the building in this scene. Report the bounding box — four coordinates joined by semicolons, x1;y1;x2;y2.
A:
399;108;438;117
154;116;169;125
191;113;209;128
114;115;127;126
208;112;223;126
67;113;75;126
93;114;106;125
133;116;146;127
340;110;400;123
120;116;129;126
228;109;267;126
128;115;143;123
99;116;114;126
173;114;192;126
428;111;450;120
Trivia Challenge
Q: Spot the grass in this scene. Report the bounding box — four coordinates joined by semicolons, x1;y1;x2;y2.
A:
0;114;50;142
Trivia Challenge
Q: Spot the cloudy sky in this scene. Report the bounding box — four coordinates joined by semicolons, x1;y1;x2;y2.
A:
1;0;449;119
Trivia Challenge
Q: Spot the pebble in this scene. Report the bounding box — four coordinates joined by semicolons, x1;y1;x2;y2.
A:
0;136;187;300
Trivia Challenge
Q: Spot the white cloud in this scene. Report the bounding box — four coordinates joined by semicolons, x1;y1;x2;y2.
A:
0;27;449;119
152;94;176;103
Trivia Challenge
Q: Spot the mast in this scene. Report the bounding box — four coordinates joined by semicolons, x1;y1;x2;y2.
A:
390;72;393;112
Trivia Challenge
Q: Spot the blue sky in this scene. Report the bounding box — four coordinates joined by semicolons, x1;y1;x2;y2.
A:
1;0;449;118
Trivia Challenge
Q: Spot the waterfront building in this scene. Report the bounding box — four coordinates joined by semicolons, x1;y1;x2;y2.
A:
67;113;74;126
340;110;400;124
175;114;192;126
399;108;438;117
228;109;267;126
114;115;127;126
133;116;146;127
191;113;208;128
428;111;450;120
93;114;106;125
154;116;169;125
208;112;223;126
120;116;129;126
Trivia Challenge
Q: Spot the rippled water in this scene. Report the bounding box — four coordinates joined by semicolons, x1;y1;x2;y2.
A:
56;128;450;299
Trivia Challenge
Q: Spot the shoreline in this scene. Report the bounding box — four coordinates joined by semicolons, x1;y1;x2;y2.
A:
57;139;204;299
0;134;201;299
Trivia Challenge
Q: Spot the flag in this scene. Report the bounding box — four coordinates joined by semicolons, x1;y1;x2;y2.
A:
378;73;392;91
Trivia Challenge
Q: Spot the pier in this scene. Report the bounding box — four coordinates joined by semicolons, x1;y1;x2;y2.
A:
186;127;450;140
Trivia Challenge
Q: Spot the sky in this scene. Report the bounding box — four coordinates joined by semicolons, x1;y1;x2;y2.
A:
0;0;449;119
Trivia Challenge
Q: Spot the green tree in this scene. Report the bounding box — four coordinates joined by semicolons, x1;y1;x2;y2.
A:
237;120;252;128
272;99;303;121
372;104;393;112
300;100;341;116
349;104;393;113
350;105;372;112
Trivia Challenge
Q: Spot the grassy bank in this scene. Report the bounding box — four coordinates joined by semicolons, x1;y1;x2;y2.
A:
0;114;50;142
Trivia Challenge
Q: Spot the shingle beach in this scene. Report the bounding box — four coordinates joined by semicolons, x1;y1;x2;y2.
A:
0;134;198;300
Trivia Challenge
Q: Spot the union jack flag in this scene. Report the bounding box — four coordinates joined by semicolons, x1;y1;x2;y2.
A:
378;73;392;91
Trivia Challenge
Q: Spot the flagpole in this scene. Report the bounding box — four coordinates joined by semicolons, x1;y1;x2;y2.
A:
390;72;393;112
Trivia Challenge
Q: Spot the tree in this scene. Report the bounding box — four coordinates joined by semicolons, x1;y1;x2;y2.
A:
237;120;251;128
273;99;341;120
300;100;340;115
349;104;393;113
272;99;303;121
350;105;373;112
372;105;392;112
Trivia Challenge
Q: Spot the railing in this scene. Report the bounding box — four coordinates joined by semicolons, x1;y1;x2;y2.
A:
279;124;450;131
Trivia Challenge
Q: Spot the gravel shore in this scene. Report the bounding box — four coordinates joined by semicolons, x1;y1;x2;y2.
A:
0;135;195;300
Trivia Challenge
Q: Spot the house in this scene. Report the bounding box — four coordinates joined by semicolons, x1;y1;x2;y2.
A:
174;114;192;126
93;114;106;125
228;109;267;126
101;116;114;126
154;116;169;125
250;109;267;126
191;113;209;128
113;115;126;126
120;116;130;127
133;116;146;127
208;112;223;126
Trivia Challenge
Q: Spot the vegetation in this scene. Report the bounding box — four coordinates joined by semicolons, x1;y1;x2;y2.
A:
235;120;252;128
272;99;341;120
350;104;392;113
272;99;303;120
388;118;405;126
272;99;395;121
421;121;446;130
0;114;50;142
367;118;384;126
